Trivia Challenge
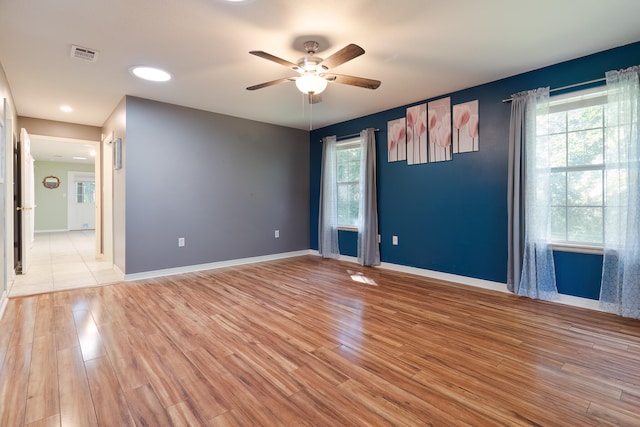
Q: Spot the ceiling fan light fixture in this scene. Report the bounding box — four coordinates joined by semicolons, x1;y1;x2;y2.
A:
295;74;327;95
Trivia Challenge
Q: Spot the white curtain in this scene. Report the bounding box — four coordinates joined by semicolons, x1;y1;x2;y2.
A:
507;87;558;300
357;129;380;266
318;135;340;258
599;66;640;318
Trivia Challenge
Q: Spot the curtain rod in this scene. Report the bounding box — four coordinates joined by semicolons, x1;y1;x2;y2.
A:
319;128;379;142
501;77;606;103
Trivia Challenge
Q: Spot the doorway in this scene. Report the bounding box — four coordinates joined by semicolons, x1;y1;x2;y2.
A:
67;171;96;231
9;132;120;296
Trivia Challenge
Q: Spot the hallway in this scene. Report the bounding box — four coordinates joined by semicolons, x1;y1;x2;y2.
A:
9;231;123;297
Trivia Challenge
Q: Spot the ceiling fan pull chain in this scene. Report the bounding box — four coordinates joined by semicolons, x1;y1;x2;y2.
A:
309;93;313;131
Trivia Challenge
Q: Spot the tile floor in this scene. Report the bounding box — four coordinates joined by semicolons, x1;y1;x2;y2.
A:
9;231;124;297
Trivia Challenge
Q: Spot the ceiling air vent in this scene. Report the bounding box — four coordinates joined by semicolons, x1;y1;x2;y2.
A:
70;45;99;63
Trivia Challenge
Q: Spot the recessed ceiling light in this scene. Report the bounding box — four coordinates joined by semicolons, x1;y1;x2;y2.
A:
130;66;172;82
60;105;73;112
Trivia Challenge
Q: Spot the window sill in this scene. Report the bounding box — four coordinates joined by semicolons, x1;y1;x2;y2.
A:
338;226;359;232
551;243;603;255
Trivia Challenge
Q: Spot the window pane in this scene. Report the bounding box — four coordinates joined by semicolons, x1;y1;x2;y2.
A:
336;147;361;182
550;134;566;167
605;168;628;206
551;206;567;242
76;181;95;204
567;170;602;206
567;129;603;166
548;111;566;135
567;207;603;244
76;182;84;203
545;90;606;246
550;172;566;206
84;182;96;203
336;142;362;227
337;182;359;227
567;105;603;131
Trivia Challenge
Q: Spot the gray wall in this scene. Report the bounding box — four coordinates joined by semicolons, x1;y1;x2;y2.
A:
102;97;127;272
123;96;309;274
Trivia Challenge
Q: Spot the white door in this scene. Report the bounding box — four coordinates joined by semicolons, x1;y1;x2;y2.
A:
19;128;35;273
68;172;96;230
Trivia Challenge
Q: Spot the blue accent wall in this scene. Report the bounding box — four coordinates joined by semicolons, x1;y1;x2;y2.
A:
310;41;640;299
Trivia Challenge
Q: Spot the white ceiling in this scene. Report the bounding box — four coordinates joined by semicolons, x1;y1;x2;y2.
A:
29;136;97;164
1;0;640;131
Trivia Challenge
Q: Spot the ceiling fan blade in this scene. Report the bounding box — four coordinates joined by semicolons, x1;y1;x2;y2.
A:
249;50;300;72
324;74;381;90
319;44;365;70
246;77;294;91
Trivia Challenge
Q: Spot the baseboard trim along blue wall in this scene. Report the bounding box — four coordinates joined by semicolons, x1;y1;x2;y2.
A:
309;252;601;312
309;41;640;301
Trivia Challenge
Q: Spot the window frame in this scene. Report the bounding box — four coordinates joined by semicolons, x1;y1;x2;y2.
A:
335;137;362;231
544;87;608;254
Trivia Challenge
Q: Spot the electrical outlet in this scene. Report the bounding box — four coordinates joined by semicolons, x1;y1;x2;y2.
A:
275;230;280;238
178;237;185;247
392;235;398;245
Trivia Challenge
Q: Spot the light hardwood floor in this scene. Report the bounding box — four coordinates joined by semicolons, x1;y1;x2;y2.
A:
1;255;639;426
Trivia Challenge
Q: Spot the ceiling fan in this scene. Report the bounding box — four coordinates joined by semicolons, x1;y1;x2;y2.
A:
246;41;381;102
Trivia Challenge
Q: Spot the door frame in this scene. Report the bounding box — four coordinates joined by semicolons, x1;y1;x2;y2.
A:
24;134;112;262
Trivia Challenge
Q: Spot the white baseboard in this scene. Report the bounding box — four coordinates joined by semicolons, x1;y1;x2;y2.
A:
35;229;69;234
0;291;8;321
311;251;603;312
124;249;312;282
114;264;124;279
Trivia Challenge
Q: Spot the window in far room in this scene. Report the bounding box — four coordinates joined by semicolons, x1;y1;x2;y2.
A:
76;180;96;204
336;138;362;229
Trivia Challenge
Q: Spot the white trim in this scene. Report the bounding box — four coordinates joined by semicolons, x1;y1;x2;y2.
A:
310;251;603;312
551;243;603;255
0;291;8;320
555;293;603;311
379;260;510;294
114;264;124;279
124;250;312;282
35;229;69;234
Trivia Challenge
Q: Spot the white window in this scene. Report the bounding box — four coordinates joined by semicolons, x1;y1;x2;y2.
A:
76;180;95;204
539;88;608;247
336;138;362;229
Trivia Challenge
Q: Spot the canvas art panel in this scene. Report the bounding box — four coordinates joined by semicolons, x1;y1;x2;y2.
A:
406;104;427;165
427;97;452;162
453;100;479;153
387;117;407;162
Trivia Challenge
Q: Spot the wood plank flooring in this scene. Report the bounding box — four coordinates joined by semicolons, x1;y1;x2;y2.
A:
1;255;640;426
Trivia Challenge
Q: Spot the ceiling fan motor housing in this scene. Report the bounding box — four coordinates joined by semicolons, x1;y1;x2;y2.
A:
297;56;325;74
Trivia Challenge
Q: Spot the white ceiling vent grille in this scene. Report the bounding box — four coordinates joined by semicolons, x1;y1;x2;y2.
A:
70;45;99;62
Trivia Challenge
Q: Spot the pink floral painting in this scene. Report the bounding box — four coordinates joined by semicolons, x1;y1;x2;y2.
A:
453;100;479;153
406;103;427;165
387;117;406;162
427;97;452;162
